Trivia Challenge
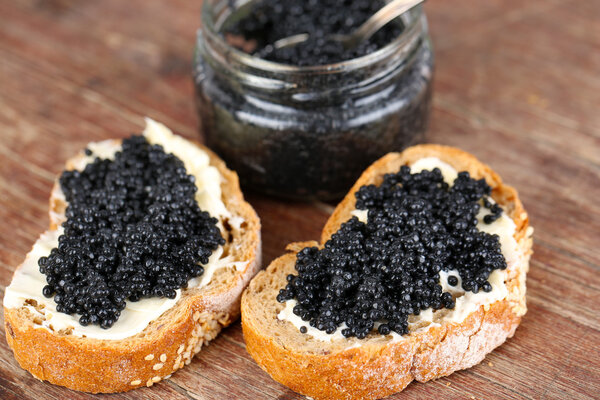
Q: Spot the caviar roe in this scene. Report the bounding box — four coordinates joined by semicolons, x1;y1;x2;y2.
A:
277;167;507;339
225;0;404;66
38;135;224;329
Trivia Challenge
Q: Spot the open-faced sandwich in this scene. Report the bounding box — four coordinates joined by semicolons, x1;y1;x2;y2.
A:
3;118;261;393
242;144;532;400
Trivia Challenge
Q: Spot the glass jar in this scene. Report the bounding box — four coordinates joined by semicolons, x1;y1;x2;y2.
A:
194;0;434;200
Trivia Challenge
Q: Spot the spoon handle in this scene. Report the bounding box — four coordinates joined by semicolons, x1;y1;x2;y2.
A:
345;0;425;48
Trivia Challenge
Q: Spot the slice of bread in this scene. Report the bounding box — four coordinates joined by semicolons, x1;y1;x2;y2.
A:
241;144;532;400
3;127;261;393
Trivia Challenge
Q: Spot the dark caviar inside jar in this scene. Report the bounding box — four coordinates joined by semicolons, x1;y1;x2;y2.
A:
224;0;404;66
194;0;433;200
277;167;507;339
38;136;224;329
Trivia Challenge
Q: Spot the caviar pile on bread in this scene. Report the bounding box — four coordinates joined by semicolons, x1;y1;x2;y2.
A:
242;144;532;400
3;118;261;393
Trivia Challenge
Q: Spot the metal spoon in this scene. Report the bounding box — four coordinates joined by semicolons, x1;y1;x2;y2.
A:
262;0;425;55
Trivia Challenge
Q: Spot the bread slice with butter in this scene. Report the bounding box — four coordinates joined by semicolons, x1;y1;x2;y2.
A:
241;144;532;400
3;119;261;393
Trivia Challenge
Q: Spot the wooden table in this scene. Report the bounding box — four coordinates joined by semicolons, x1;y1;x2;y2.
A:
1;1;598;399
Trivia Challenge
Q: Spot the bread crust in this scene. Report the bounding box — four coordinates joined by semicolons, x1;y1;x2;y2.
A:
241;144;532;400
4;139;262;393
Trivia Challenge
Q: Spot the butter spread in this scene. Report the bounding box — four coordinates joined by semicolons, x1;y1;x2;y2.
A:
277;157;518;343
350;209;368;224
3;119;247;340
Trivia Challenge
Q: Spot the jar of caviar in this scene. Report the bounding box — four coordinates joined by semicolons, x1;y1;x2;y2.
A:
194;0;434;200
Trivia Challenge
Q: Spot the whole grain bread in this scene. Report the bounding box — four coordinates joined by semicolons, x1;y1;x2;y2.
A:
241;144;532;400
4;137;261;393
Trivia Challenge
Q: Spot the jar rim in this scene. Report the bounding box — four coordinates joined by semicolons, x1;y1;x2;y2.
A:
200;0;425;75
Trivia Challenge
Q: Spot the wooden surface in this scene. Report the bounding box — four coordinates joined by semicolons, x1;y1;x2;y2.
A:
0;0;599;399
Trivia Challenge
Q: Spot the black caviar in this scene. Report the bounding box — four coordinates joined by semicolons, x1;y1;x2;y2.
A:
195;1;433;200
277;167;506;339
447;275;459;287
38;136;224;329
224;0;404;66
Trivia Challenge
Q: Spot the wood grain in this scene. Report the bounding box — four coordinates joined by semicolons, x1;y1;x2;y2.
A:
0;0;598;399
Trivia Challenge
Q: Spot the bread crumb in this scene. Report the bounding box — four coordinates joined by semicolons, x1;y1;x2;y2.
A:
445;382;451;386
488;361;494;367
145;354;154;361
